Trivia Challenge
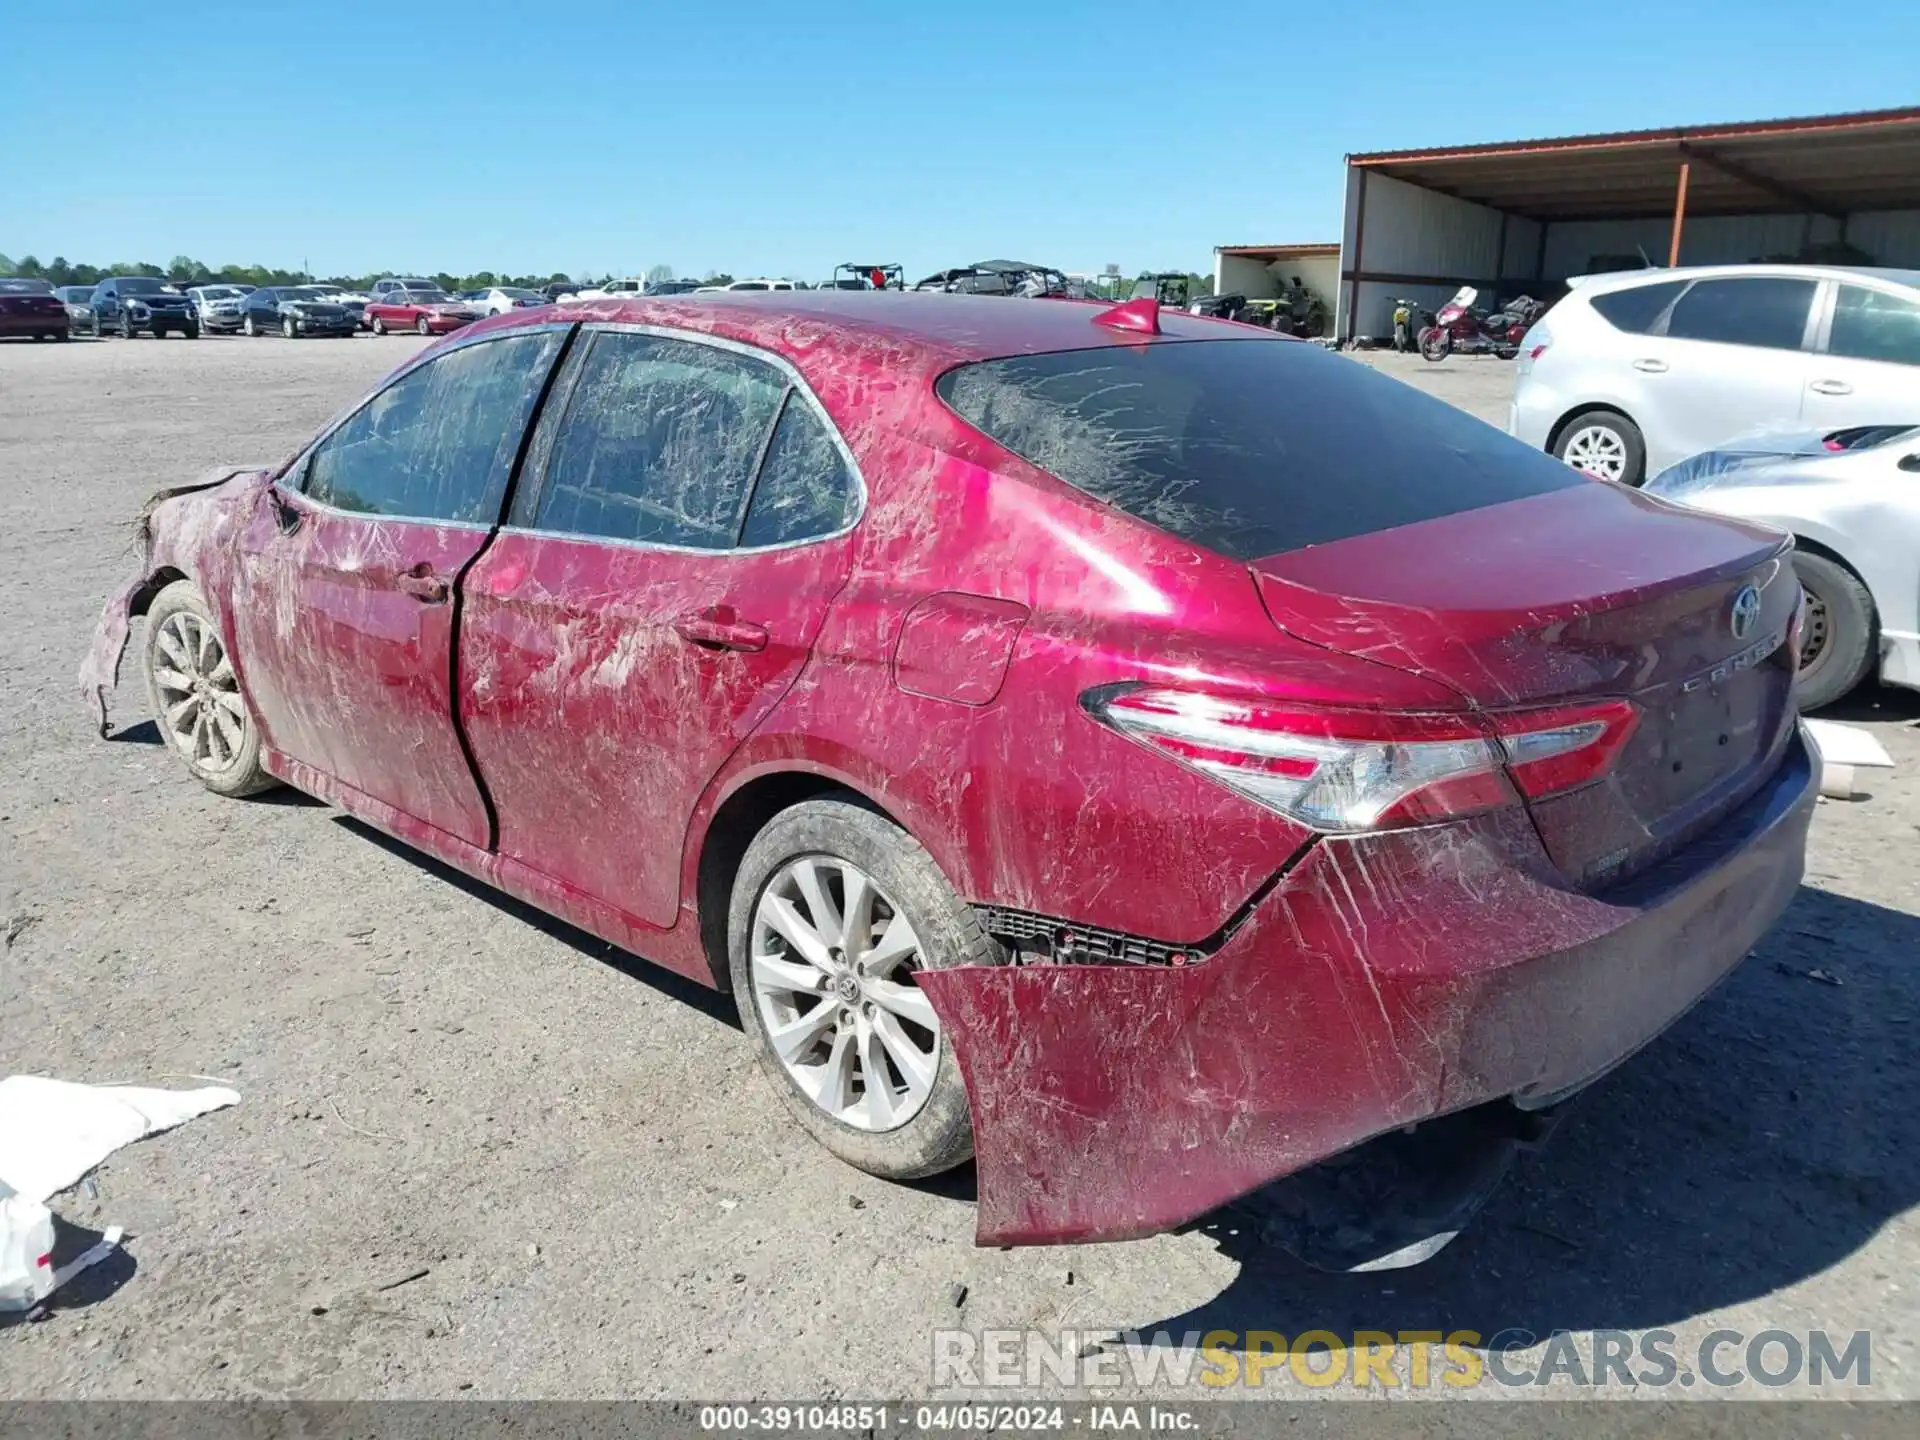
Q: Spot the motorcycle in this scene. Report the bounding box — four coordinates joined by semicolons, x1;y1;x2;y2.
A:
1417;286;1546;361
1390;297;1431;353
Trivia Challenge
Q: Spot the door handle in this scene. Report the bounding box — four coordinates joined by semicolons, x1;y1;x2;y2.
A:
397;566;450;604
673;610;768;652
1810;378;1854;396
1631;358;1669;373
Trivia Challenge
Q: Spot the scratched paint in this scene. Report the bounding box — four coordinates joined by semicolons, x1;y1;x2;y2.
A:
78;293;1819;1251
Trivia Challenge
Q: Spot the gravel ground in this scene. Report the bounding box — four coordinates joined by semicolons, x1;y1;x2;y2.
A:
1;334;1915;1407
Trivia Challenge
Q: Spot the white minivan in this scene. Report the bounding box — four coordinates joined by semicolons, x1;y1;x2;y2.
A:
1511;264;1920;486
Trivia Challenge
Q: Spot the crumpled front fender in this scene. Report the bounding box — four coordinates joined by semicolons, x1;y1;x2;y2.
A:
77;466;266;737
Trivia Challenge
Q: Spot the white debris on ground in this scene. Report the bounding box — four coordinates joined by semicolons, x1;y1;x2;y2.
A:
0;1078;239;1312
1804;718;1897;800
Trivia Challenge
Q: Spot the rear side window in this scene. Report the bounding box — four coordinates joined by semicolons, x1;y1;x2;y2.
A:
937;339;1583;561
304;331;562;522
1587;280;1686;334
1664;277;1816;350
1828;285;1920;367
532;332;788;547
740;397;859;546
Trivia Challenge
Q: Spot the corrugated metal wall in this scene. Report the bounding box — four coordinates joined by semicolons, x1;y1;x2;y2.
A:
1335;147;1920;341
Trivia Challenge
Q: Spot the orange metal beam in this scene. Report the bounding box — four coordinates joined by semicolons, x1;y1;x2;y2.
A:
1669;162;1691;267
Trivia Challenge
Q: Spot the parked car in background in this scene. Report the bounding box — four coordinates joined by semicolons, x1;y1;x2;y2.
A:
304;284;372;328
240;286;358;339
83;293;1814;1264
363;286;481;335
371;277;435;300
463;286;548;316
557;278;648;305
1647;424;1920;709
1512;264;1920;486
90;276;198;338
644;279;702;296
56;285;98;335
542;281;584;301
725;278;796;292
187;285;251;334
0;278;72;341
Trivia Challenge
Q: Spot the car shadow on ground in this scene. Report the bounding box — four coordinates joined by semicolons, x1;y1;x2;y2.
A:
1141;884;1918;1349
1812;680;1920;726
330;815;742;1029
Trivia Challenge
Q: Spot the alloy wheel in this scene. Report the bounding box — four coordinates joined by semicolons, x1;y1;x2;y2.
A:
1561;424;1628;482
749;855;940;1133
152;611;248;777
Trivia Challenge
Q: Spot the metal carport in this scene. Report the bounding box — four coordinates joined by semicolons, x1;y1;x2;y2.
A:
1337;106;1920;343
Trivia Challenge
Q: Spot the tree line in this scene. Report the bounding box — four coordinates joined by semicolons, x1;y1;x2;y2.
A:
0;254;715;292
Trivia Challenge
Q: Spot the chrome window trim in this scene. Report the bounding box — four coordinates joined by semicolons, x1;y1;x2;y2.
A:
501;319;870;555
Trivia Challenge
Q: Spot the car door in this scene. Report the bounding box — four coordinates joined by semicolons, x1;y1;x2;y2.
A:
1629;275;1819;475
95;281;118;327
1803;281;1920;431
459;327;861;928
229;326;570;846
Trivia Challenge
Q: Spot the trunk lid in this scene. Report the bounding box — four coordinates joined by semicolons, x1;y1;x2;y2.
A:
1250;482;1800;886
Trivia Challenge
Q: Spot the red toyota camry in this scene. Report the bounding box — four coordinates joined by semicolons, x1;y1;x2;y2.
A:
80;292;1814;1261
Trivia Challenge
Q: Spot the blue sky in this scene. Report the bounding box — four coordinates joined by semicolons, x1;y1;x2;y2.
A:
7;0;1917;282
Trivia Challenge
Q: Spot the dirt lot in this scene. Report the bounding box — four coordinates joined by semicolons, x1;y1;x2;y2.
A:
2;335;1915;1405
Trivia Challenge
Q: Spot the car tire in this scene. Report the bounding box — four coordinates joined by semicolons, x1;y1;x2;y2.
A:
1792;551;1877;712
415;315;431;336
244;315;259;337
1553;409;1645;487
728;797;996;1180
371;315;387;335
282;316;297;339
142;580;278;799
183;323;200;339
119;313;135;339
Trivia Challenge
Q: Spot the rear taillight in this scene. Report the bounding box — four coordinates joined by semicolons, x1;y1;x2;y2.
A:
1084;686;1638;834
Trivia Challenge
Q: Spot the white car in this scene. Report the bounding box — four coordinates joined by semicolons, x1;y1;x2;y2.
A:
186;285;250;333
556;278;648;305
725;277;795;292
1646;425;1920;708
464;286;548;316
1511;264;1920;487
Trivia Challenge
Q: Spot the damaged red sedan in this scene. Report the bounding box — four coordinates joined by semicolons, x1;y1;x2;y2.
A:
80;292;1815;1262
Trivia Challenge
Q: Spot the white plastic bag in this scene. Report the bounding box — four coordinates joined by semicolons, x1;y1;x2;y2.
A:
0;1077;239;1312
0;1185;57;1311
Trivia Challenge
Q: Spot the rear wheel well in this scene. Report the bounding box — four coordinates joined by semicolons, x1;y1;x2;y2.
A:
1546;403;1634;452
695;773;899;992
1789;534;1867;588
130;567;189;617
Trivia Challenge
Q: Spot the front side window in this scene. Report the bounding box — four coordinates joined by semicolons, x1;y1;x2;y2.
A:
531;332;788;547
304;331;563;522
740;397;858;546
1828;286;1920;367
1663;277;1816;351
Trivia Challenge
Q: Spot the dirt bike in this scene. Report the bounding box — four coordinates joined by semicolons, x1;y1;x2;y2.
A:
1391;298;1431;353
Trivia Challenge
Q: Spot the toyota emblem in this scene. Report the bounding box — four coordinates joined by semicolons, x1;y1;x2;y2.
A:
1730;584;1762;640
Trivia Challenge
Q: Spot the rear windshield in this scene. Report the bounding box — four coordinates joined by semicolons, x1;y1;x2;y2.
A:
936;339;1583;560
0;279;55;295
